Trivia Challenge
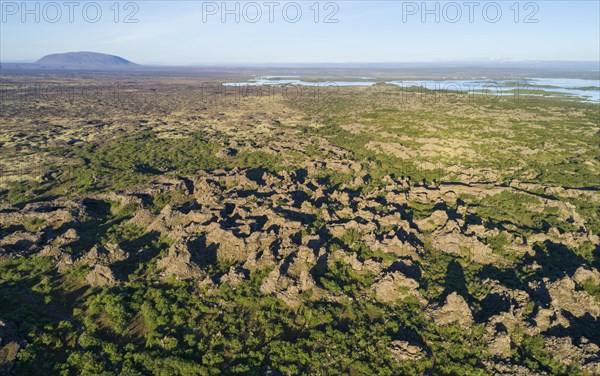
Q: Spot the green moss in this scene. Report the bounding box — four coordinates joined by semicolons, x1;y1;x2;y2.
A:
579;278;600;302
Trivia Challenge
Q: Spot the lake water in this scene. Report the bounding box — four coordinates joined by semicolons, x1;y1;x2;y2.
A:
225;78;378;87
224;77;600;102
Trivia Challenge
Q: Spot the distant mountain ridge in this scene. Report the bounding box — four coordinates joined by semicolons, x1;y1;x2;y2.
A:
34;51;137;69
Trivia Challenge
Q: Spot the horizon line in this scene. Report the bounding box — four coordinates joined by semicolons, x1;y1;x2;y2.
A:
2;59;600;66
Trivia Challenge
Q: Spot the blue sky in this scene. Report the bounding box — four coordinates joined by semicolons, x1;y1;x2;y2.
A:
1;1;599;64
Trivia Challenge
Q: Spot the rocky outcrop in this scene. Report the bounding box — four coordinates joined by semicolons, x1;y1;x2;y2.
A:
545;336;600;375
430;220;500;264
86;264;118;286
78;244;127;266
416;209;448;232
53;228;79;247
156;238;203;280
547;276;600;318
219;266;247;286
388;340;425;361
372;271;424;305
431;292;474;328
202;225;249;263
260;263;315;308
1;162;599;374
573;266;600;286
487;332;512;358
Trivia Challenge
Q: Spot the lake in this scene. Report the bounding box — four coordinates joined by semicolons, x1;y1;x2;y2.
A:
224;77;600;102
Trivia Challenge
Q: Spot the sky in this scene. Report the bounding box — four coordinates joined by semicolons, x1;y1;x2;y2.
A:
1;1;599;64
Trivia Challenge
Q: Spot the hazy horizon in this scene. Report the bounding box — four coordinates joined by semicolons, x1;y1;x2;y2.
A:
2;51;599;68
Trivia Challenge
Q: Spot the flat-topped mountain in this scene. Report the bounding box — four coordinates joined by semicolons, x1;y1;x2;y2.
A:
34;51;137;69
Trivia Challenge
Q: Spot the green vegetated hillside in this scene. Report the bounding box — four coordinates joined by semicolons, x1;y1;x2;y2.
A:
0;79;599;375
